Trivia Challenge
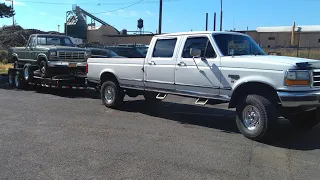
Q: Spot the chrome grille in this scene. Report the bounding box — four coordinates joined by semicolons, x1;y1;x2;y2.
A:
58;52;85;61
313;70;320;87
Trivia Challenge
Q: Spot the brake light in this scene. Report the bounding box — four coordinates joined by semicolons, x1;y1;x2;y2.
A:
86;63;88;74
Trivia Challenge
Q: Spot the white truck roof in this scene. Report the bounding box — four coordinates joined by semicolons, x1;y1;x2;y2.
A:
155;31;247;37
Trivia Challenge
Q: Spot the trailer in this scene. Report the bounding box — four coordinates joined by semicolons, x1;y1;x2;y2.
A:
7;67;96;90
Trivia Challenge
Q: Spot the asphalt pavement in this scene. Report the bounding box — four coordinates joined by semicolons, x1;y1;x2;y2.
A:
1;75;320;180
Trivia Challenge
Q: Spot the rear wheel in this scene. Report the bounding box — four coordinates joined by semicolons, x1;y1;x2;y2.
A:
101;81;124;108
236;94;277;141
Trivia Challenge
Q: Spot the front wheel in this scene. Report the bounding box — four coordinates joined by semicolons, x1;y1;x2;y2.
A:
101;81;124;108
236;94;277;141
39;60;51;78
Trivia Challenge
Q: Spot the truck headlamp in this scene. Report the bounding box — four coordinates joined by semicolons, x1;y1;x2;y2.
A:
285;70;311;86
50;51;57;56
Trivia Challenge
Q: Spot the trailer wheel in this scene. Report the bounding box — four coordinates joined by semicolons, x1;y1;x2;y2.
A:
101;81;124;108
23;64;34;82
14;71;25;89
8;70;15;87
39;60;51;78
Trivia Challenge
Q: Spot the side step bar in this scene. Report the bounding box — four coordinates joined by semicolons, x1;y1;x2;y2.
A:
195;98;208;106
156;93;167;100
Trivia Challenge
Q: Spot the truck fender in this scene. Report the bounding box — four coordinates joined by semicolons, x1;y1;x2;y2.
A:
229;76;280;108
37;53;48;62
99;69;120;84
10;53;19;63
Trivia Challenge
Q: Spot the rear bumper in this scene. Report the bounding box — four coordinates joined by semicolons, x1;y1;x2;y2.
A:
47;61;87;68
278;91;320;107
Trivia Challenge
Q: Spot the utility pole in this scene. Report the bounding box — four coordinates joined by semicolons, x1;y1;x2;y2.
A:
58;25;60;33
205;13;208;31
158;0;163;34
220;0;223;31
213;12;216;31
5;0;14;26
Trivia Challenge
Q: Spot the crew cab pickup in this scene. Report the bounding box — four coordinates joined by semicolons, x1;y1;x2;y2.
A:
8;34;90;77
87;31;320;141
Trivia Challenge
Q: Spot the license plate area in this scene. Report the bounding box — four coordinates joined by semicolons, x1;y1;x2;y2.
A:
68;63;77;68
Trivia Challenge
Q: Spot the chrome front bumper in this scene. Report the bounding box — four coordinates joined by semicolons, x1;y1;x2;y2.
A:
47;61;87;68
278;91;320;107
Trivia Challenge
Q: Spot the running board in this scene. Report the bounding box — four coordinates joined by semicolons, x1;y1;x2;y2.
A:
195;98;208;106
156;93;167;100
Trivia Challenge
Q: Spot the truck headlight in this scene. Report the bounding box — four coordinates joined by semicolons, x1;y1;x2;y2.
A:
50;51;57;56
285;70;311;86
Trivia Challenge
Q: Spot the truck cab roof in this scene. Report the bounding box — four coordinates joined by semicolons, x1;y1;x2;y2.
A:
154;31;248;37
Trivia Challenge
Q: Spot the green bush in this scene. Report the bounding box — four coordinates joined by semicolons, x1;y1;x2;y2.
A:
0;50;8;63
2;59;8;64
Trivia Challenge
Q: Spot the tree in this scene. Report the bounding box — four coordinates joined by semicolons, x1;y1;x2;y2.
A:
0;3;15;18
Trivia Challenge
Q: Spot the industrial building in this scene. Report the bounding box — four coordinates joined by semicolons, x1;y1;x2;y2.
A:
238;22;320;48
65;5;154;46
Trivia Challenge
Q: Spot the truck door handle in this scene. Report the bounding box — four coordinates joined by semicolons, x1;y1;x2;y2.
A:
148;61;156;65
177;62;187;66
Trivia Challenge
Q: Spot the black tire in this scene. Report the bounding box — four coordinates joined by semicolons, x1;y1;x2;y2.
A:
39;60;51;78
100;81;124;108
8;70;15;87
14;71;25;89
23;64;34;82
288;108;320;130
143;91;162;103
236;94;277;141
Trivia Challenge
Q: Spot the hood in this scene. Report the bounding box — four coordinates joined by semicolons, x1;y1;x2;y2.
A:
37;45;87;52
221;55;320;71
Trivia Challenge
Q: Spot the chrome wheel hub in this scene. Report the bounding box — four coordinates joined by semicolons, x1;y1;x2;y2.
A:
24;68;29;80
242;105;261;131
104;86;115;104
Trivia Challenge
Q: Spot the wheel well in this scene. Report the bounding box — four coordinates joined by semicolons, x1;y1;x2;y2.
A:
228;82;280;108
37;56;46;65
100;72;118;84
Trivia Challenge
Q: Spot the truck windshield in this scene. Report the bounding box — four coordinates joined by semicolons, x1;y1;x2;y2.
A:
37;36;75;47
213;34;265;56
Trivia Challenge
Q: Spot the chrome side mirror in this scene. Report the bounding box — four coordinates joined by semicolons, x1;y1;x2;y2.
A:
190;48;201;58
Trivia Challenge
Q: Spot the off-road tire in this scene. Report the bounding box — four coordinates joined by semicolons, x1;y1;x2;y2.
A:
39;60;51;78
236;94;277;141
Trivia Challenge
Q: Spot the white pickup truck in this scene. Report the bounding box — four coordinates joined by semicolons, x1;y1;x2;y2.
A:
87;31;320;141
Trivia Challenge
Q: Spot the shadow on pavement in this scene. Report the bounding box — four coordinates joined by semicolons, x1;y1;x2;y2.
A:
120;100;320;151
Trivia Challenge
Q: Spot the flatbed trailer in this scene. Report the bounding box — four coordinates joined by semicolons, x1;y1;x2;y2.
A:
7;68;96;90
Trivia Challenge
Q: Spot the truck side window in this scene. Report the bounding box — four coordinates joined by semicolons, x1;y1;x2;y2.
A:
182;37;216;58
28;37;36;47
152;38;177;58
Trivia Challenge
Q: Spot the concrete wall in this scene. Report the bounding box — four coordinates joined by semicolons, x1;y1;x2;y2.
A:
299;33;320;47
87;25;119;44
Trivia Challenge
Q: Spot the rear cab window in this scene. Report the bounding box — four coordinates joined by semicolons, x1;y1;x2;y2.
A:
152;38;177;58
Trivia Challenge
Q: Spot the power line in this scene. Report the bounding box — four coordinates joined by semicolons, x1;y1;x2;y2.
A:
91;0;144;14
15;0;178;5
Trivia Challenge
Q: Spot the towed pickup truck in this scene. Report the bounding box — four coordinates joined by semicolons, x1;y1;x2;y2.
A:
87;31;320;141
8;34;90;77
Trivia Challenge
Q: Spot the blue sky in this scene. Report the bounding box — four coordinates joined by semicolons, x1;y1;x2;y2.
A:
1;0;320;33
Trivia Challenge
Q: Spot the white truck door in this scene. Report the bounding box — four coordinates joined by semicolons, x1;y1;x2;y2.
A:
175;35;221;97
144;37;180;91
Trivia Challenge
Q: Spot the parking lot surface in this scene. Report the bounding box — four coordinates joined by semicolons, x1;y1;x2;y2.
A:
1;76;320;180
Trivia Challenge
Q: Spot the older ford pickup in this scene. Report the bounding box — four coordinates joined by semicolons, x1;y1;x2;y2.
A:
87;31;320;141
8;34;90;77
